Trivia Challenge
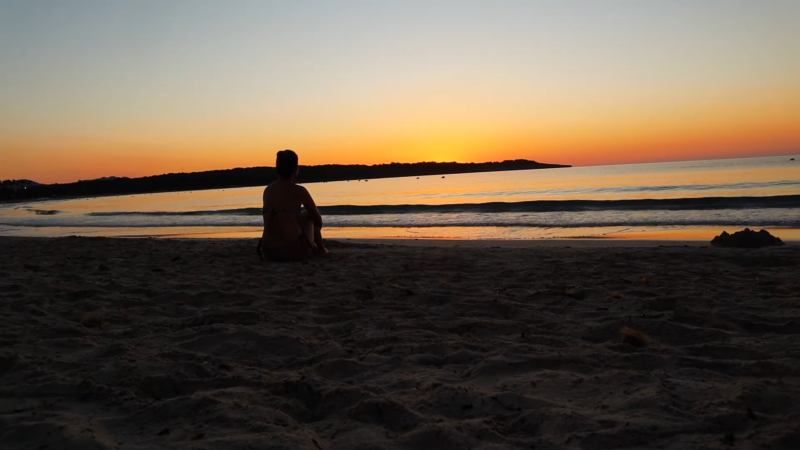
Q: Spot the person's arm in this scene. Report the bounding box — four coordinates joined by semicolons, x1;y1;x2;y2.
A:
299;186;322;226
261;187;271;227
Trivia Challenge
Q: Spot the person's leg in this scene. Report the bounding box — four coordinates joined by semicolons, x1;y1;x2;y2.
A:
310;214;329;255
298;212;318;253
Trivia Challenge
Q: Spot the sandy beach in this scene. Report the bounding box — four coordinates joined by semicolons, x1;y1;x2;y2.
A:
1;237;799;449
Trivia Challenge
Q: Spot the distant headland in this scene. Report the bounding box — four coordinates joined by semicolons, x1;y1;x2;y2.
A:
0;159;569;201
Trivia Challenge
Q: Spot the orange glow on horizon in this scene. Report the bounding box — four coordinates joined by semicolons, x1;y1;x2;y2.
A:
3;85;799;184
3;135;798;184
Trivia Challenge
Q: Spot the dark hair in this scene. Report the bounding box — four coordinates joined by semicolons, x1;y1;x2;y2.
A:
276;150;299;178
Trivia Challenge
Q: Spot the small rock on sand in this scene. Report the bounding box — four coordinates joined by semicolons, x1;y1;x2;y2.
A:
711;228;784;248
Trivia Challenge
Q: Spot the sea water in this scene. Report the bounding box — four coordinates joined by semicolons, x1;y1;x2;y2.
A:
2;155;799;240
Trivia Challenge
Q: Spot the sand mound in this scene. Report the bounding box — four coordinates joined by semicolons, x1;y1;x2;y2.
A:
711;228;785;248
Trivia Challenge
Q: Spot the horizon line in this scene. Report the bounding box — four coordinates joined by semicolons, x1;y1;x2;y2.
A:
3;150;798;185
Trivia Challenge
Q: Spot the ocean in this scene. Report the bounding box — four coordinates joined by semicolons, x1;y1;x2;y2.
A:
2;155;799;240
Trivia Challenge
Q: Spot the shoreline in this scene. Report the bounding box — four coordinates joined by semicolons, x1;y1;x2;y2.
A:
2;234;799;248
4;234;800;248
334;237;795;248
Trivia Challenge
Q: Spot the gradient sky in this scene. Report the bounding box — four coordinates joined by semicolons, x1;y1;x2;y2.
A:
1;0;799;183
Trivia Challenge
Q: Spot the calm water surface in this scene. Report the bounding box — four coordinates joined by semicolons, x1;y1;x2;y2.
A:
2;155;799;240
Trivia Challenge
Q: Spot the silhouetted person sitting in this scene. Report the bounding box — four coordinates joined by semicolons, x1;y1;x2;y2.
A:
258;150;329;261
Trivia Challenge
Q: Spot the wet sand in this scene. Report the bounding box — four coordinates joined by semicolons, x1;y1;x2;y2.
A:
1;237;799;449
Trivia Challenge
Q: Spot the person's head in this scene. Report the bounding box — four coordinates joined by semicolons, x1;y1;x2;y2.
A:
276;149;299;180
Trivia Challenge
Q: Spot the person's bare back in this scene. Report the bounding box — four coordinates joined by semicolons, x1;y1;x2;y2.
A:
259;150;328;262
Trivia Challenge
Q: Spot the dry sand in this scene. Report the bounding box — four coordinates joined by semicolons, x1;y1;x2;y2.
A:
1;237;799;449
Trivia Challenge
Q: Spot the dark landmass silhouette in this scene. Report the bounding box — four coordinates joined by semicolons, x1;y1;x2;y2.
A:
0;179;41;194
0;159;569;201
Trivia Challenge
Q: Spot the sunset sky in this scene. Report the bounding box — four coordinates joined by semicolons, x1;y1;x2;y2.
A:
1;0;799;183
